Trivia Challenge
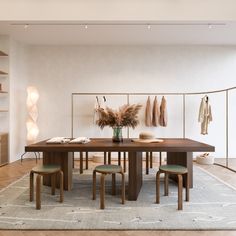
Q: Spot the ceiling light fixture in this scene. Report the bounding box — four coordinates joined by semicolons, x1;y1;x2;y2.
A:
147;24;151;30
24;24;29;30
208;24;212;29
84;25;88;29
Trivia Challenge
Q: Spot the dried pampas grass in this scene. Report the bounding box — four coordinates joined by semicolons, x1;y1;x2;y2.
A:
96;104;142;129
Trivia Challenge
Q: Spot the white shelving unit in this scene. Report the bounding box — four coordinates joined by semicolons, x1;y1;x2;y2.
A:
0;48;9;165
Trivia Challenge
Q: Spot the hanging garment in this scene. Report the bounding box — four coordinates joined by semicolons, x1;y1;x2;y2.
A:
152;96;160;127
93;96;100;124
159;96;168;127
198;95;212;135
145;96;152;127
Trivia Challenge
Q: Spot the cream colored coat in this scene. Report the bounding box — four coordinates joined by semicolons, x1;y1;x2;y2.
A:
198;96;212;135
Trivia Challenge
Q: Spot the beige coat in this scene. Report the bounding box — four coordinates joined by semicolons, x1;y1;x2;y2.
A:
198;95;212;135
145;96;152;127
159;96;167;127
152;96;160;126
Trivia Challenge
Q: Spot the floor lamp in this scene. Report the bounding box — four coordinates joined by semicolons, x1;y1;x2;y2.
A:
21;86;40;163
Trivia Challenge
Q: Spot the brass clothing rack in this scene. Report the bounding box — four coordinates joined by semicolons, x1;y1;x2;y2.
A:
71;86;236;172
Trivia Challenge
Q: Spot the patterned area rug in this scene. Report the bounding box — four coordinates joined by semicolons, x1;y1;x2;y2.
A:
0;166;236;230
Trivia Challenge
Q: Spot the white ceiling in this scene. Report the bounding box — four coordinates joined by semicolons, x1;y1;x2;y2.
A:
1;21;236;45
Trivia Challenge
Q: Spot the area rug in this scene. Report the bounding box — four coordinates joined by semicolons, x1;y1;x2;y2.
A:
0;166;236;230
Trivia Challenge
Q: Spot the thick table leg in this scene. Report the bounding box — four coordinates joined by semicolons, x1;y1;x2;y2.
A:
128;151;142;200
43;152;73;190
167;152;193;188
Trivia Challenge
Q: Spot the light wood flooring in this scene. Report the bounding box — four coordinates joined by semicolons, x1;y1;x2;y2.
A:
0;158;236;236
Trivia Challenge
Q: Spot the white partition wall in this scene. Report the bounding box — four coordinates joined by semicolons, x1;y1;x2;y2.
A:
228;89;236;170
185;93;226;159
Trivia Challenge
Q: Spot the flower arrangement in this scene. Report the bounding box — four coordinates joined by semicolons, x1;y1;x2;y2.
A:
96;104;142;129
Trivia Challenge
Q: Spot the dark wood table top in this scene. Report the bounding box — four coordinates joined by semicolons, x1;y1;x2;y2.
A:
25;138;215;153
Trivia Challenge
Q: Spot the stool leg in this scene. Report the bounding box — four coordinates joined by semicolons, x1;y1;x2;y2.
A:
178;174;183;210
146;152;149;175
51;173;56;195
118;152;121;166
156;171;160;203
150;152;153;168
59;171;64;203
164;173;169;196
30;171;34;202
80;152;83;174
123;152;126;173
100;174;105;209
121;172;125;204
108;152;111;164
159;152;162;166
36;175;41;210
86;152;89;170
186;172;189;202
92;170;96;200
104;152;107;164
112;174;116;195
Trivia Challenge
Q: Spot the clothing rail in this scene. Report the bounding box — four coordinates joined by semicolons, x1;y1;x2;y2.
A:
71;86;236;172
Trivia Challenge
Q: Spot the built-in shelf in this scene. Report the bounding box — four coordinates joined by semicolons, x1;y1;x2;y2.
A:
0;70;8;75
0;91;8;94
0;110;8;112
0;51;8;57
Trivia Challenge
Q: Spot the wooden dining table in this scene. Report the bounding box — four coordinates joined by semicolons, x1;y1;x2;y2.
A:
25;138;215;200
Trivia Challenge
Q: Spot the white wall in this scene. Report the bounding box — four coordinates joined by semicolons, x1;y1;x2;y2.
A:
9;40;29;162
19;45;236;160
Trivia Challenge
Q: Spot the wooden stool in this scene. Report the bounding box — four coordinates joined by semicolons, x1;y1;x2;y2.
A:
156;165;189;210
29;165;64;210
104;152;127;172
92;164;125;209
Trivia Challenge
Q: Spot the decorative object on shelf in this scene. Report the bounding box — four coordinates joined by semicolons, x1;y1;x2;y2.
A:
26;86;39;144
145;96;152;127
0;50;8;57
196;153;214;165
159;96;168;127
198;95;212;135
0;70;8;75
96;104;142;142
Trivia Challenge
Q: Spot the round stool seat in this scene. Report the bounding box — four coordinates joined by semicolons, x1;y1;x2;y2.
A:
159;165;187;174
95;164;122;174
32;165;61;174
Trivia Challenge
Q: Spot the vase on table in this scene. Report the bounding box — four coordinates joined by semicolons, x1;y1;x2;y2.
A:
112;126;123;143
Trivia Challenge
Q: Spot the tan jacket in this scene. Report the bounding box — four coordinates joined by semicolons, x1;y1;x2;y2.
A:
159;96;167;127
152;96;160;127
145;96;152;127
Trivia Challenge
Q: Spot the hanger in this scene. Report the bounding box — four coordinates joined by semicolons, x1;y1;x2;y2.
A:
96;96;100;108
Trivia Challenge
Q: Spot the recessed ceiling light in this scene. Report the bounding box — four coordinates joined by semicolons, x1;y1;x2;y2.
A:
84;25;88;29
147;24;151;30
208;24;212;29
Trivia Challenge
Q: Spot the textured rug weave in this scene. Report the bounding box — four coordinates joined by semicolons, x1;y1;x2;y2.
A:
0;166;236;230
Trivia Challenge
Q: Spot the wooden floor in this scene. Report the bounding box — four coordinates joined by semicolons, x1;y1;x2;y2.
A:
0;158;236;236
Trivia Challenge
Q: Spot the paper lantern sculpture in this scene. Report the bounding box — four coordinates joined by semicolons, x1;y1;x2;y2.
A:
26;86;39;144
